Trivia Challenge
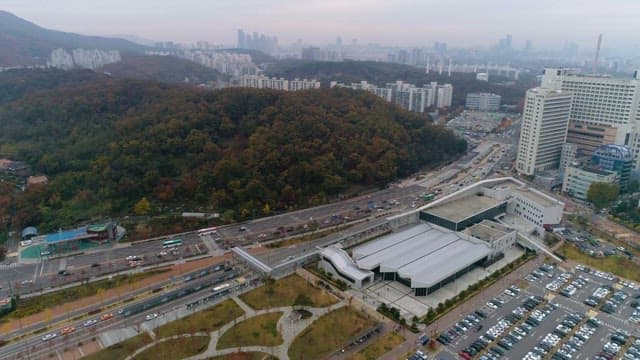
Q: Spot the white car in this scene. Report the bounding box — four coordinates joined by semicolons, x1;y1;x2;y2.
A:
145;313;158;321
41;333;57;342
83;319;98;327
486;302;498;309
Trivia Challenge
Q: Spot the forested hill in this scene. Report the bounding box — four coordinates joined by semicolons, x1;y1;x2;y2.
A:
0;78;466;229
99;53;227;84
265;60;535;107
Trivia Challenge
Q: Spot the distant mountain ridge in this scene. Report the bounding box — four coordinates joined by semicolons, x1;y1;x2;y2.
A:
0;10;147;66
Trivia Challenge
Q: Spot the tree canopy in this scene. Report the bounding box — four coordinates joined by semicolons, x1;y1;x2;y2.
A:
587;182;620;209
0;71;466;231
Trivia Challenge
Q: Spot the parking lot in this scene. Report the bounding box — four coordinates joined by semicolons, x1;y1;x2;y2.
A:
430;262;640;360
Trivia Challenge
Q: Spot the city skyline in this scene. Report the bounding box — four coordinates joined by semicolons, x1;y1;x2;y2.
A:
2;0;640;51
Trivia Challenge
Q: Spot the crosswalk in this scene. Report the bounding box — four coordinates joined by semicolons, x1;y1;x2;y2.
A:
0;263;18;271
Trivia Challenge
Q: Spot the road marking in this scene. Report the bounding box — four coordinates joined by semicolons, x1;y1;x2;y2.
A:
33;262;39;281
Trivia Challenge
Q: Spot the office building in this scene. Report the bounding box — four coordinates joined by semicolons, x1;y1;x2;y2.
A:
562;166;618;201
516;88;573;175
591;144;634;189
541;68;640;168
466;93;501;111
559;143;580;174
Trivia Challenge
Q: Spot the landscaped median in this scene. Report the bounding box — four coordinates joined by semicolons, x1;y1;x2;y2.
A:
239;274;337;310
288;306;377;360
217;312;283;349
132;335;211;360
557;242;640;282
155;299;244;338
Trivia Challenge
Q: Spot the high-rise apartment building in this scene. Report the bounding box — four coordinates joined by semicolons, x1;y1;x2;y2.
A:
541;68;640;168
436;84;453;108
240;75;319;91
516;88;573;175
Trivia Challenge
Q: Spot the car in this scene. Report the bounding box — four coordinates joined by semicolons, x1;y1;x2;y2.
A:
41;333;57;342
20;279;33;285
487;301;498;309
60;326;75;335
145;313;158;321
101;313;114;321
91;263;101;267
83;319;98;327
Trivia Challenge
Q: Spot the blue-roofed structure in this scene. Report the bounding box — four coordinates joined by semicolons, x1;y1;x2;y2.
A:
591;144;634;189
45;228;96;244
21;227;38;240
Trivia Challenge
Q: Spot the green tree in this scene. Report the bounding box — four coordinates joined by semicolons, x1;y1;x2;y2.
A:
133;197;151;215
587;182;620;209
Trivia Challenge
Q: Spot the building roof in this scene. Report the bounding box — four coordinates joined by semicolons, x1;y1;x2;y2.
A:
353;223;491;289
45;227;97;244
21;227;38;238
508;186;559;208
321;247;373;282
423;194;504;222
465;220;510;242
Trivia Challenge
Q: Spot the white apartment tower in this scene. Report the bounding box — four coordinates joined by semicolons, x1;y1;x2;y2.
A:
516;88;573;175
541;68;640;168
436;84;453;108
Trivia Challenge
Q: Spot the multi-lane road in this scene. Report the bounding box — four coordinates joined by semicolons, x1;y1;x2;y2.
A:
0;264;241;360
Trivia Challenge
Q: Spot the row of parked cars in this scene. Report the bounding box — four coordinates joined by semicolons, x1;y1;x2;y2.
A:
437;310;486;347
601;289;628;314
558;275;588;298
595;330;631;360
584;285;611;307
618;337;640;360
460;295;549;360
546;271;572;292
437;310;487;346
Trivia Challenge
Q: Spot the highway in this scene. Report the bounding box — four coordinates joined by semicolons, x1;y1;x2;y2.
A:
1;235;206;298
0;266;243;360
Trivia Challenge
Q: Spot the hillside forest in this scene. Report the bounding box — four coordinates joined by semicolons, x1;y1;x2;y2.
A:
0;69;467;233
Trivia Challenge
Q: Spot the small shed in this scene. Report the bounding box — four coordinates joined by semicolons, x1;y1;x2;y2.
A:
21;227;38;240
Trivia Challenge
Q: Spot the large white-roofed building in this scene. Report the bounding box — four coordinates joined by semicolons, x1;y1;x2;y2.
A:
319;246;374;288
352;223;495;295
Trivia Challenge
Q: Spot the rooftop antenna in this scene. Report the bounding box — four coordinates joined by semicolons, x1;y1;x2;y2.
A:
592;34;602;74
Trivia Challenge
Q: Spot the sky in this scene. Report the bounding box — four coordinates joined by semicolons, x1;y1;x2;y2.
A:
3;0;640;50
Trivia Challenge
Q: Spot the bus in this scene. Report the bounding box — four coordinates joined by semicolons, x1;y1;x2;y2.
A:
162;239;182;248
197;227;217;236
422;193;436;201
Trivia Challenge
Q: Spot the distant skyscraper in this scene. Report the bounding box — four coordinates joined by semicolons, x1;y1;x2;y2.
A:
524;40;532;51
516;88;573;175
237;29;245;49
336;36;342;47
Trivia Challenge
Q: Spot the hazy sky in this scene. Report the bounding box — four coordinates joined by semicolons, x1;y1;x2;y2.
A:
3;0;640;50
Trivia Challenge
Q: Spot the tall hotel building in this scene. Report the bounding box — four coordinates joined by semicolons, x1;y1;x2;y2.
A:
516;88;573;175
541;68;640;169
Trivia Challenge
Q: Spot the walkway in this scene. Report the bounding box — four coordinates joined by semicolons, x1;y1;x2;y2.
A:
125;296;347;360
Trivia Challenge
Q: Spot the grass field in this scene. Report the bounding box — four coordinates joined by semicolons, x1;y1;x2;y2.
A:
4;269;170;320
82;333;153;360
288;307;378;360
217;312;283;349
558;243;640;282
206;352;278;360
348;332;405;360
155;299;244;338
132;335;210;360
239;274;337;310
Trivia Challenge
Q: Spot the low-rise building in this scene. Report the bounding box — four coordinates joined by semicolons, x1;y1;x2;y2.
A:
466;92;501;111
562;166;619;200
